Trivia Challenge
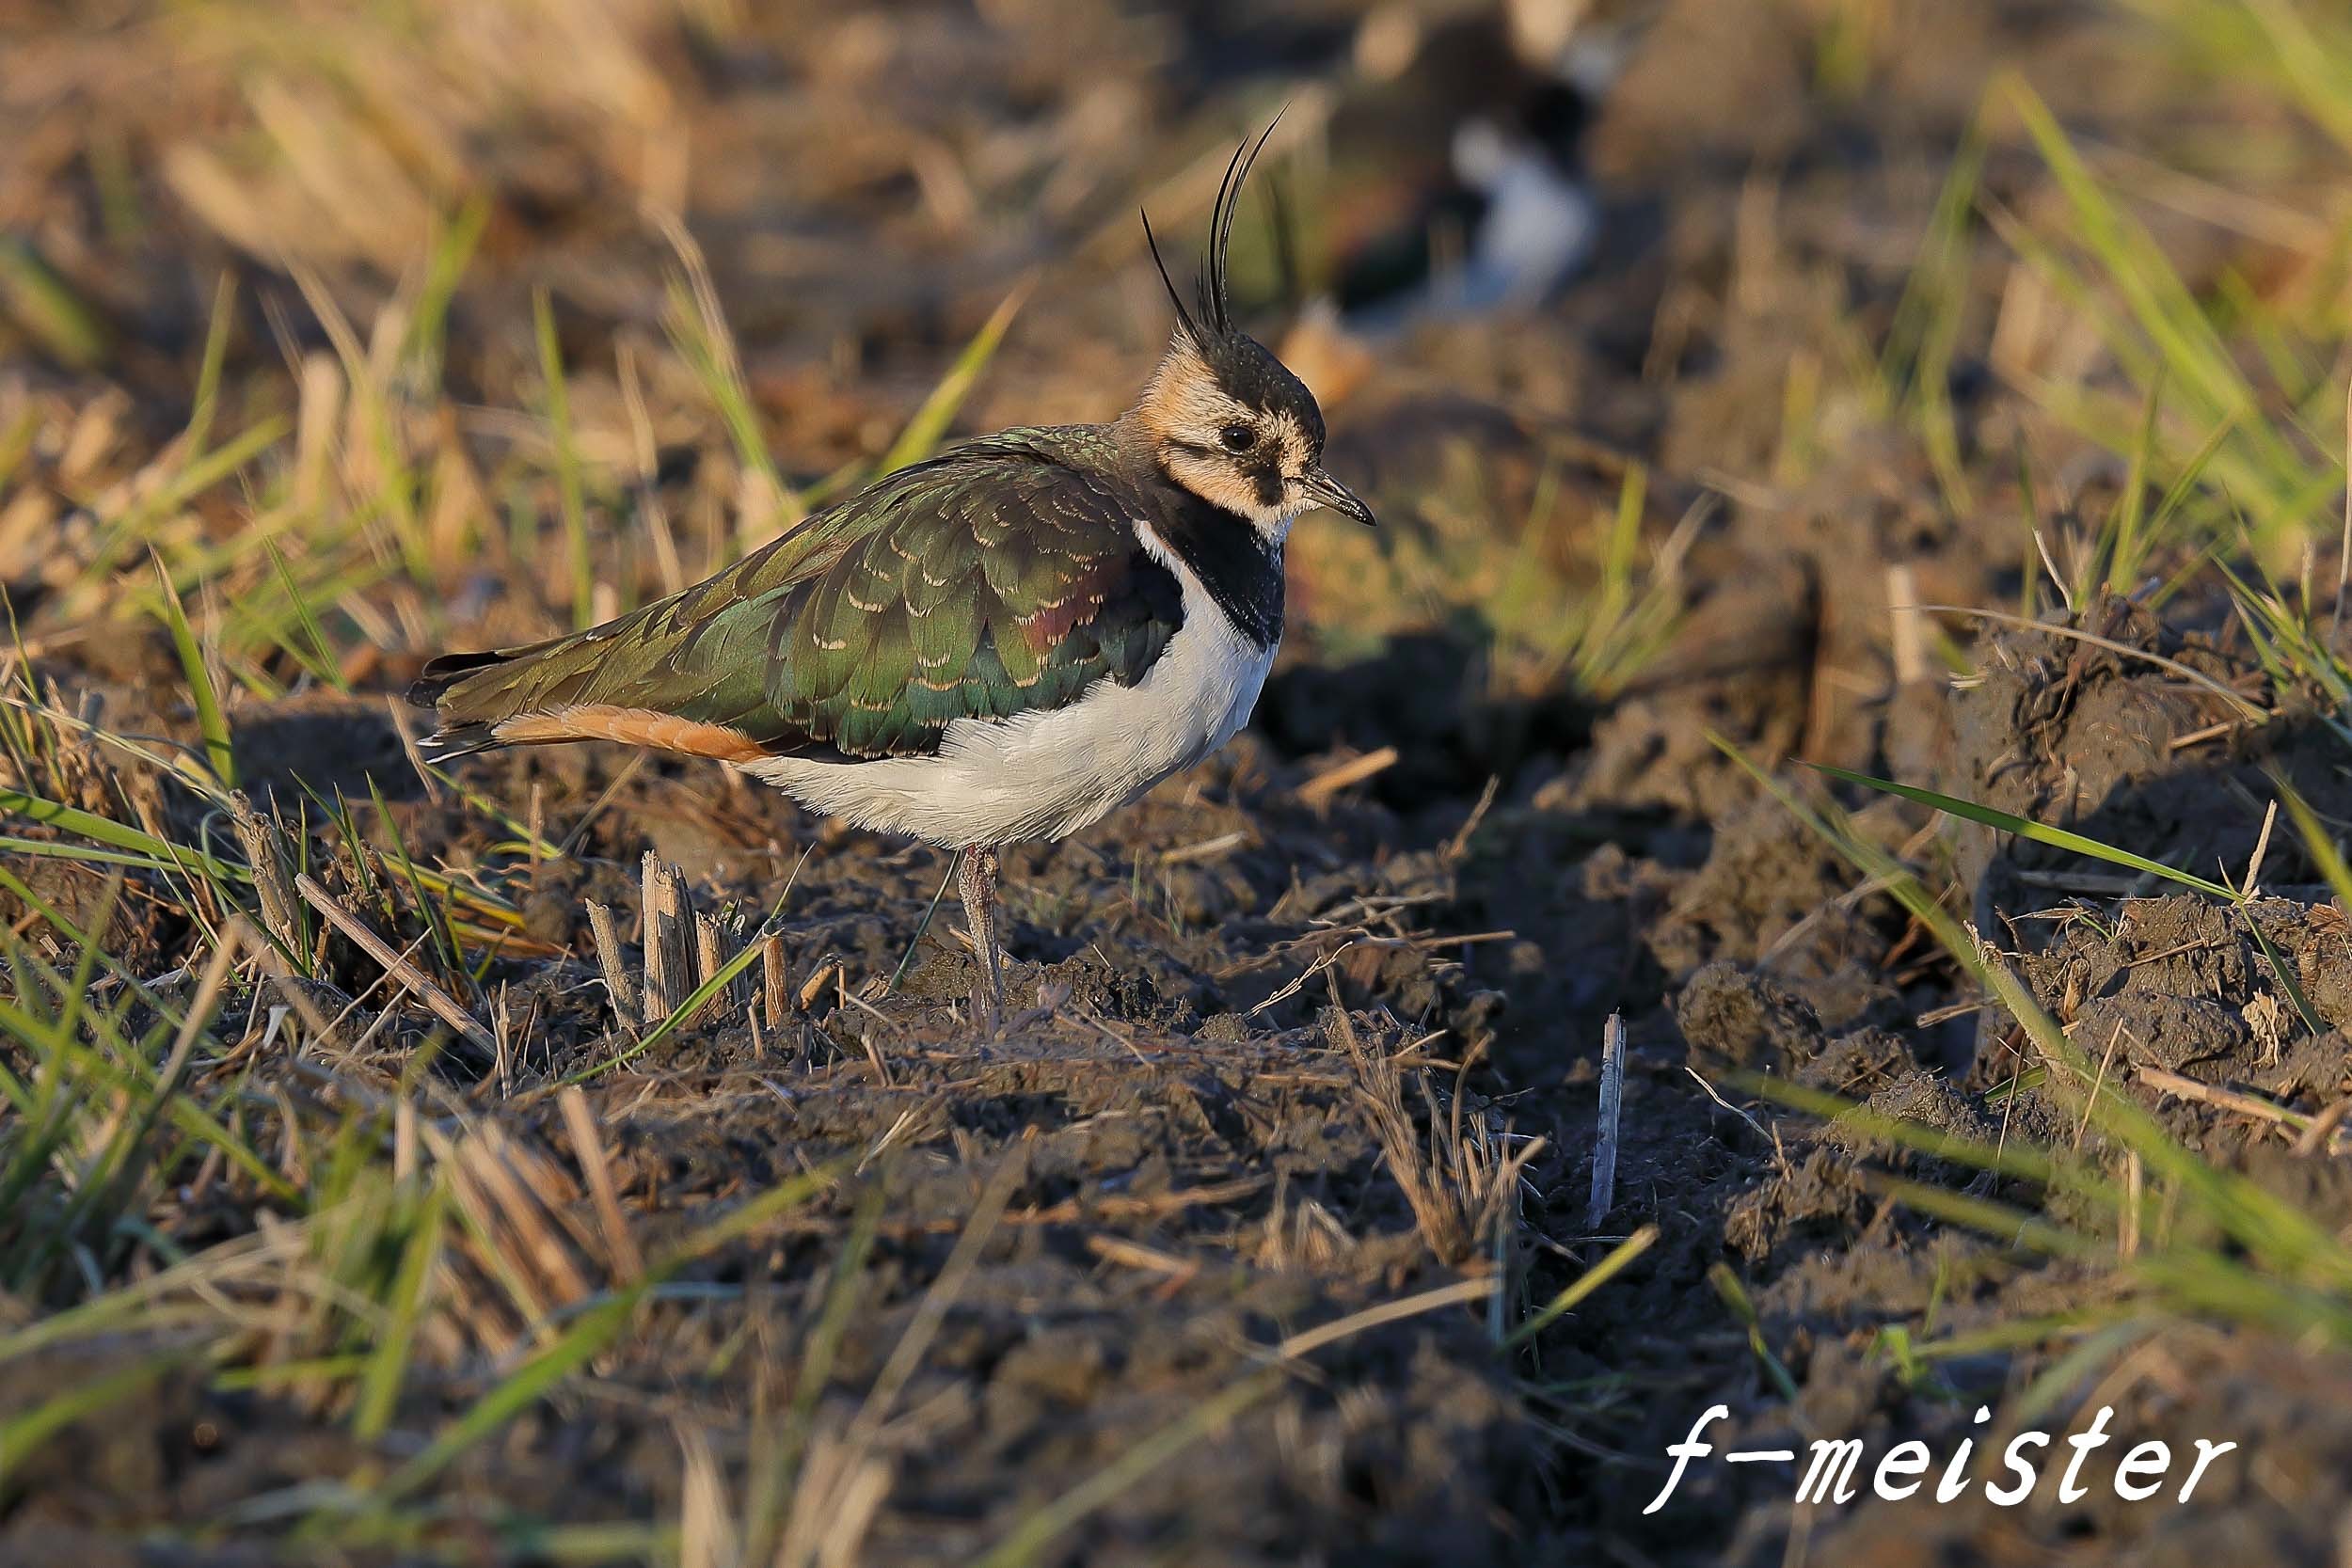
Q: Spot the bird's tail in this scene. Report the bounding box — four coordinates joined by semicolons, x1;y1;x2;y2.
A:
405;651;516;759
406;630;601;760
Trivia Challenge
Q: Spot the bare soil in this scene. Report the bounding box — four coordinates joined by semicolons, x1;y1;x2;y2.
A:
8;0;2352;1563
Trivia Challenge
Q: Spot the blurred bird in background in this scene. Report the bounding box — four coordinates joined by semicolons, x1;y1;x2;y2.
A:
1321;0;1657;328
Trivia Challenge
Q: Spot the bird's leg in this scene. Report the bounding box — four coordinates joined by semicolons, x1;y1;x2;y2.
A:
957;844;1006;1025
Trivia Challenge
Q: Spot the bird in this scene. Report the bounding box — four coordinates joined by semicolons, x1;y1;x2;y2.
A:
1322;0;1651;326
408;126;1374;1026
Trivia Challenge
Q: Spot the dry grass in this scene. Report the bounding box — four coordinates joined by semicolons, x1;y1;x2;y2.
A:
12;0;2352;1561
1338;1005;1543;1269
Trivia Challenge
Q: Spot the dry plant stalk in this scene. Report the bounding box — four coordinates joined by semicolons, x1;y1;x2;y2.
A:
1253;1182;1354;1273
761;929;790;1031
797;956;843;1011
228;790;301;954
675;1420;739;1568
294;872;495;1058
692;909;725;1022
585;898;637;1022
1297;744;1399;809
1339;1008;1545;1266
1588;1012;1626;1229
418;1117;600;1352
772;1427;893;1568
558;1085;644;1283
641;851;694;1022
723;908;755;1011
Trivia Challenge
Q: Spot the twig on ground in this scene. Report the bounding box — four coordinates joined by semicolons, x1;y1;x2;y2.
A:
1297;746;1397;809
1444;775;1501;863
1684;1066;1773;1146
558;1085;644;1283
797;956;843;1011
294;873;495;1058
1157;829;1248;865
2137;1064;2328;1145
1278;1276;1496;1359
1588;1013;1625;1230
2293;1095;2352;1157
1085;1234;1200;1285
586;899;637;1022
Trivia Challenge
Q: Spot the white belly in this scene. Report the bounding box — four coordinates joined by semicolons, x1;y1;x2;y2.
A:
742;583;1274;848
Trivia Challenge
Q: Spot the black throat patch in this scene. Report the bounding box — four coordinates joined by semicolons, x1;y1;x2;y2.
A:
1140;477;1285;650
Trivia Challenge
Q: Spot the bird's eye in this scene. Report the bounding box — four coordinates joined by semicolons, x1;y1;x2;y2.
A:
1218;422;1255;453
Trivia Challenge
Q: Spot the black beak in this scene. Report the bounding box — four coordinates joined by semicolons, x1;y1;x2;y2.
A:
1300;465;1376;527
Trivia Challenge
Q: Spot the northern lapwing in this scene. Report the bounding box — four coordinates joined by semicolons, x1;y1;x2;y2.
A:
409;126;1374;1024
1326;0;1656;326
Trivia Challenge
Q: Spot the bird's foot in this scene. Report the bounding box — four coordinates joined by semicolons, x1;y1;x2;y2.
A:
957;844;1009;1034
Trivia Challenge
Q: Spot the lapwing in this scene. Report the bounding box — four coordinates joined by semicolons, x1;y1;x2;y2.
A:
1325;0;1653;326
409;126;1374;1024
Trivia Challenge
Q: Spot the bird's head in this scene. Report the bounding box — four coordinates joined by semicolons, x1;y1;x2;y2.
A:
1123;127;1375;539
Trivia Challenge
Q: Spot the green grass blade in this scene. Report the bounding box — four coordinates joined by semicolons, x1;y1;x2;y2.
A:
1706;1262;1802;1402
564;896;789;1083
2106;373;2163;593
1720;1069;2098;1195
2244;913;2325;1035
353;1178;449;1442
152;557;236;789
2278;779;2352;912
1855;1171;2098;1259
0;835;230;880
1503;1224;1660;1349
877;279;1031;475
0;790;246;882
373;1163;839;1503
0;238;110;368
263;540;352;694
0;1348;192;1482
183;272;236;461
403;197;489;385
0;408;38;495
1808;761;2241;899
2007;79;2251;433
658;228;796;532
376;1291;637;1503
970;1371;1280;1568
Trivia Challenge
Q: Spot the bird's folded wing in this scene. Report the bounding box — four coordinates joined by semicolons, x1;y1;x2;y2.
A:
416;429;1185;763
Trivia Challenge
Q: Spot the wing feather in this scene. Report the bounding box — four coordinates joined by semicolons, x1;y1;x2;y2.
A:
415;427;1184;765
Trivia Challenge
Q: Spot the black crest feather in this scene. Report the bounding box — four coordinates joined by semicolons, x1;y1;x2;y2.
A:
1200;115;1281;338
1137;113;1285;343
1139;206;1200;343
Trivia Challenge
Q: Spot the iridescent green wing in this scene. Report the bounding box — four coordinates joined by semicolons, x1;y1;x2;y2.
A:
419;429;1184;760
